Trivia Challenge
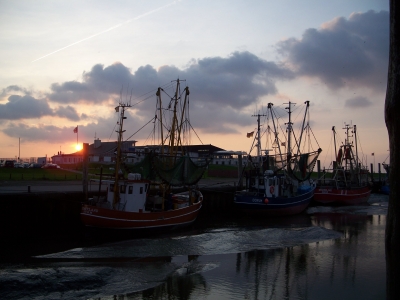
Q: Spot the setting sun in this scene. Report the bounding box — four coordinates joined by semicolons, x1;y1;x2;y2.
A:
75;144;82;151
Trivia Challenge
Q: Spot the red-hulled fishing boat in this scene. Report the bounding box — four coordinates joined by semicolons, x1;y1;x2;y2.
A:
314;124;371;205
81;79;207;230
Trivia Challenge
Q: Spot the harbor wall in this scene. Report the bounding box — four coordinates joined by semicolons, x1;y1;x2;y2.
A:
0;187;237;238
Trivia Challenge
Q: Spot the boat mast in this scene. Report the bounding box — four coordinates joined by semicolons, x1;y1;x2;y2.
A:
169;79;185;158
156;87;164;155
177;86;190;153
343;123;353;171
354;124;359;168
267;103;284;167
332;126;337;160
252;111;267;173
113;102;131;208
296;101;310;157
285;102;295;167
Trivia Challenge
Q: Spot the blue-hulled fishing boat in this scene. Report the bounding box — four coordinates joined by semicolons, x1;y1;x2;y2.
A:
234;101;322;216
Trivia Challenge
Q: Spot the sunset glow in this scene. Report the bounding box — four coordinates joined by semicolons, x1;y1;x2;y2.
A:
0;1;390;168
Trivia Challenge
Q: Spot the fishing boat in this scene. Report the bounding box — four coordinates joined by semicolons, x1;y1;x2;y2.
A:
381;161;390;194
313;124;371;205
234;101;322;216
81;80;206;230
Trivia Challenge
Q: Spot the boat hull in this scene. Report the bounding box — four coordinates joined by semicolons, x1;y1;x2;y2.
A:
234;186;315;216
313;186;371;205
380;185;390;195
80;200;202;230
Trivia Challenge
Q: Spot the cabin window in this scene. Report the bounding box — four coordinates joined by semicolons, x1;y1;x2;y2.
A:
128;186;133;194
140;187;143;194
110;184;114;192
120;185;126;194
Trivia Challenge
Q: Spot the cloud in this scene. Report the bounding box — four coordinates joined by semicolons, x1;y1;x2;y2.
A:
0;95;53;120
46;52;293;109
54;106;81;121
1;85;31;97
23;51;293;140
345;96;372;108
184;51;295;109
277;10;389;91
3;123;73;143
1;16;388;145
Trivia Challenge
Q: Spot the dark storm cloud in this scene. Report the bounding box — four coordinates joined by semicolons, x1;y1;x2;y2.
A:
46;52;293;110
0;94;84;121
277;10;389;90
55;106;80;121
48;62;134;104
40;51;293;135
345;96;372;108
0;95;53;120
184;51;295;109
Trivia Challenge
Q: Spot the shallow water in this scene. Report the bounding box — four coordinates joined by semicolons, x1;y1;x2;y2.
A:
0;193;388;299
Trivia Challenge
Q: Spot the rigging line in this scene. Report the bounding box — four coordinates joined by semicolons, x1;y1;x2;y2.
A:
322;131;333;169
141;125;157;147
129;81;174;108
383;154;389;163
108;121;119;142
129;93;156;108
124;117;156;141
356;131;365;164
308;126;321;149
187;121;204;145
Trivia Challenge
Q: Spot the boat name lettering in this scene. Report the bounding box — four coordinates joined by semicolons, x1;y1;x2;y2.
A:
83;207;98;214
252;198;263;203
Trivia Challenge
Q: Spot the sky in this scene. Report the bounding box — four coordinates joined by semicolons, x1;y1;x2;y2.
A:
0;0;390;170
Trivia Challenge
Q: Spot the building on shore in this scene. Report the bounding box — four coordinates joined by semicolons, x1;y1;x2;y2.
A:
51;139;229;166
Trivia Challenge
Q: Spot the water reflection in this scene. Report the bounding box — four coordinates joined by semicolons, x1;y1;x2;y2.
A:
0;195;388;299
126;209;386;299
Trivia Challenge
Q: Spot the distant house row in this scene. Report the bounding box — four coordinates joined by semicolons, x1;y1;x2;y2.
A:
51;139;246;166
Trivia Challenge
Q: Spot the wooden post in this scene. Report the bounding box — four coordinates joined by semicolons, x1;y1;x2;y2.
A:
98;166;103;197
370;163;374;182
82;143;89;200
238;153;243;188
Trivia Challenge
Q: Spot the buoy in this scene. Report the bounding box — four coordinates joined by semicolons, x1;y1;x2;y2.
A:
270;185;275;194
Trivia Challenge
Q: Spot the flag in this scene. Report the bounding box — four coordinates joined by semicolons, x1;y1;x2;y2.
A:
73;126;78;133
247;131;254;138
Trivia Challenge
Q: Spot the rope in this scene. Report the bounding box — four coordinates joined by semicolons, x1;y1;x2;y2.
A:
124;117;156;141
